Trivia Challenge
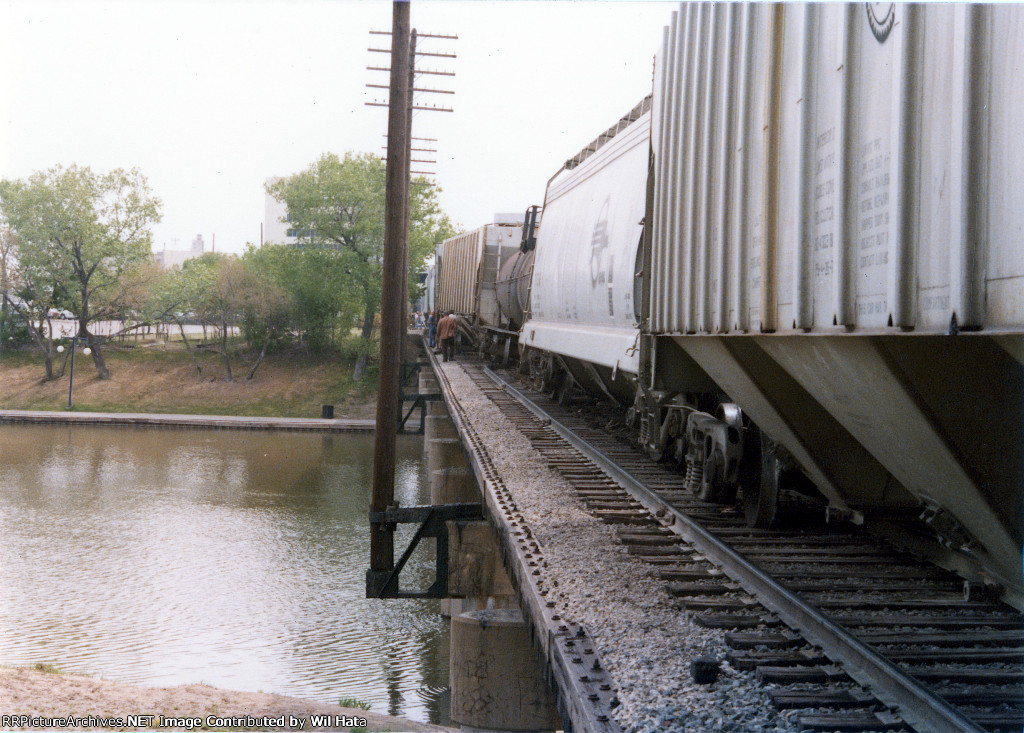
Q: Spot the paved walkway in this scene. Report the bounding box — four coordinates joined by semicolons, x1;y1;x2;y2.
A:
0;409;374;432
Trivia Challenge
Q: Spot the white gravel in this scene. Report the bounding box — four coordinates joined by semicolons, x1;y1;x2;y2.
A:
438;361;804;732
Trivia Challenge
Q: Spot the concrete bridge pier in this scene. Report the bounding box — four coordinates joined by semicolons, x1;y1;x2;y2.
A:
417;366;562;731
421;371;474;504
425;414;478;505
419;369;517;588
450;608;563;731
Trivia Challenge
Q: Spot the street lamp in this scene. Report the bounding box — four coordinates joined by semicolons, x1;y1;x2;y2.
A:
56;337;92;410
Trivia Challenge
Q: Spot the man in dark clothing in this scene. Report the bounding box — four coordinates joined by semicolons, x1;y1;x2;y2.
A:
437;311;457;362
426;311;438;348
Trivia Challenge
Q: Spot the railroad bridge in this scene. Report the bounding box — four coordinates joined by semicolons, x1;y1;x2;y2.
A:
369;346;1024;733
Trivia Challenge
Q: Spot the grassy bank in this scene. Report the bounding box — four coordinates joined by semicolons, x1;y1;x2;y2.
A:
0;343;378;418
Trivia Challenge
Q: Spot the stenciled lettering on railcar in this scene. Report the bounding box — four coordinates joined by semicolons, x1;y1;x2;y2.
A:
921;293;950;311
590;198;611;289
856;297;888;316
856;137;891;311
866;3;895;44
813;126;837;312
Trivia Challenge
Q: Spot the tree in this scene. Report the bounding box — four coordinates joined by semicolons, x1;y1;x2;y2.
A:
0;222;68;380
266;152;455;378
0;164;162;379
205;256;289;381
145;254;222;376
0;225;11;342
244;243;356;354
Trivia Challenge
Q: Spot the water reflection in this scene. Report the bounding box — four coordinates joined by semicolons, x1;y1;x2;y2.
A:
0;424;449;724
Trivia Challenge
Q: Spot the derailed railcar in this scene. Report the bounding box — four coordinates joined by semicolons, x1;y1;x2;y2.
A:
517;3;1023;600
435;214;539;356
420;254;437;315
636;3;1023;594
436;218;521;322
495;204;541;334
520;98;653;404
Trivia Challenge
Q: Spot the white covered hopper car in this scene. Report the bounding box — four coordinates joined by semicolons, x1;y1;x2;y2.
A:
518;3;1024;600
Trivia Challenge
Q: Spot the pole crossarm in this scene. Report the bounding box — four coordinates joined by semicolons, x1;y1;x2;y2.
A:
368;66;455;77
366;102;454;112
368;83;454;95
370;29;458;39
369;48;456;59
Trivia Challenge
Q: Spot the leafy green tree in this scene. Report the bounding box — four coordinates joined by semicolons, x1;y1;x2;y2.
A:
205;256;288;381
176;252;227;338
2;220;79;380
266;152;455;378
243;243;354;353
0;164;161;379
143;257;216;376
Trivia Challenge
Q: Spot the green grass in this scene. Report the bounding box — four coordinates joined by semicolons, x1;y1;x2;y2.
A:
0;342;380;418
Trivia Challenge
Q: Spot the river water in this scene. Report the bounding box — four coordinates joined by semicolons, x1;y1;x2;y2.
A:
0;424;449;724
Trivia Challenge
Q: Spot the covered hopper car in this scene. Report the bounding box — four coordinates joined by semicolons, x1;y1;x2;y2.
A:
511;3;1024;603
431;213;539;360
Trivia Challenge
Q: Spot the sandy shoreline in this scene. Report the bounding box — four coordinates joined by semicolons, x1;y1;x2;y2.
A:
0;667;456;732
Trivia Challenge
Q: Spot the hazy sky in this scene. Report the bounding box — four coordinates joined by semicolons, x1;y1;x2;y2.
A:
1;0;673;254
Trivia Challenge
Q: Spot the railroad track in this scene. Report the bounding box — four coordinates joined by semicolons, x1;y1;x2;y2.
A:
456;359;1024;733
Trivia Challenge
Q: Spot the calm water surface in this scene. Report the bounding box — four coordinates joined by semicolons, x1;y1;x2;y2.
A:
0;425;449;724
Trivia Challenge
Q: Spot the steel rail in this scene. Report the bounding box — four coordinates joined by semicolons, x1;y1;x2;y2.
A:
483;366;985;733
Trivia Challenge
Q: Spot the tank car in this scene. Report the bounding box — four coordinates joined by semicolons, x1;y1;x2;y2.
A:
520;3;1024;602
495;204;541;333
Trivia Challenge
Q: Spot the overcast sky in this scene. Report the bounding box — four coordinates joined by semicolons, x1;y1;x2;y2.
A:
1;0;673;254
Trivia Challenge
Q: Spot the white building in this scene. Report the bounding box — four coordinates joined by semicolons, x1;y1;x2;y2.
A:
154;234;205;269
264;177;298;245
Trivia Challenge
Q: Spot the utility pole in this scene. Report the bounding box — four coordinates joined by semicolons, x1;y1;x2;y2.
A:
370;27;455;368
367;27;456;179
366;3;456;597
368;0;411;596
401;29;417;363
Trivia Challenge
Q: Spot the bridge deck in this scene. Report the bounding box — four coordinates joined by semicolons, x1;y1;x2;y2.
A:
430;356;786;732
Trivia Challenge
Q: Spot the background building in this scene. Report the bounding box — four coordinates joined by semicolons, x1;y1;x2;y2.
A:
154;234;205;269
263;177;297;246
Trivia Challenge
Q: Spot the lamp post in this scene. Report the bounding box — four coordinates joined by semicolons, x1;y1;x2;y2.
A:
56;336;92;410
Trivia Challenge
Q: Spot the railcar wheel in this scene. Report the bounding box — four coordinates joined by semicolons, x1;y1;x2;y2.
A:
536;354;564;395
742;429;779;528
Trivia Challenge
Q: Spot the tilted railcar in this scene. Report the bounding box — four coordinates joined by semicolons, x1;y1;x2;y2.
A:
432;215;535;354
518;3;1023;601
520;98;653;404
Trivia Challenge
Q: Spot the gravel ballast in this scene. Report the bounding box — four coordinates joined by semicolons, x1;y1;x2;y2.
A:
437;361;804;732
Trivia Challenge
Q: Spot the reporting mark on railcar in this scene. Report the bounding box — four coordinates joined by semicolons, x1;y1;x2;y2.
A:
866;3;895;44
590;198;611;288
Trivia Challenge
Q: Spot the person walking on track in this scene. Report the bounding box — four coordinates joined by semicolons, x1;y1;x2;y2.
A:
437;311;458;362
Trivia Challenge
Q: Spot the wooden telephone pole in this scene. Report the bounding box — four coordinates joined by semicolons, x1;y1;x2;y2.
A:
368;0;411;594
367;1;456;597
